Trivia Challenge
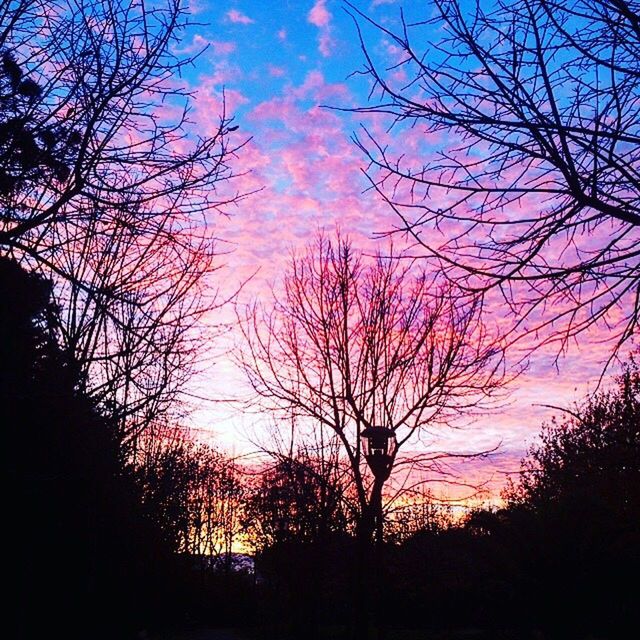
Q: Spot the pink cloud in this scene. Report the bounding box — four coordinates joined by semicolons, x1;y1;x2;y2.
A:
210;40;236;56
250;97;299;125
192;75;249;132
268;65;286;78
226;9;254;25
185;0;210;14
173;34;236;57
284;70;350;103
195;61;244;87
289;70;325;99
318;32;333;57
308;0;331;28
308;0;334;57
225;69;393;291
277;28;287;41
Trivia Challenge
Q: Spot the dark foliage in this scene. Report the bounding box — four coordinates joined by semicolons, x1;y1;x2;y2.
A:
244;361;639;638
244;455;351;551
500;359;640;634
507;357;640;514
0;49;79;198
254;536;355;640
1;257;183;639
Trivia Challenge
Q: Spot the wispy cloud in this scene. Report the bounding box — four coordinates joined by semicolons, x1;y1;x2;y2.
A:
318;32;333;57
226;9;254;25
173;34;236;57
307;0;334;57
210;40;236;56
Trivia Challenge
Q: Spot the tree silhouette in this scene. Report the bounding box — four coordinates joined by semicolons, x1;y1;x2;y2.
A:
1;256;177;639
240;233;505;545
499;353;640;633
243;445;353;640
345;0;640;364
244;452;351;551
239;232;507;639
0;0;249;445
506;351;639;515
135;425;245;564
0;49;79;196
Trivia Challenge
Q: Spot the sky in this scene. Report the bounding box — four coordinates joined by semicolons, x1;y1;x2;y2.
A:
174;0;633;503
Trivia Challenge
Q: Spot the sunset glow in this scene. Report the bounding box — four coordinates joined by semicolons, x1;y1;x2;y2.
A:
180;0;635;501
4;1;638;635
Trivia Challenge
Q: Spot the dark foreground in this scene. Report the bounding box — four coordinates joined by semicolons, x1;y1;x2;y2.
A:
155;627;612;640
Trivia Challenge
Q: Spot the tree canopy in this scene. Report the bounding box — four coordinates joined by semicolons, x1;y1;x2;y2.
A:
506;350;640;517
346;0;640;364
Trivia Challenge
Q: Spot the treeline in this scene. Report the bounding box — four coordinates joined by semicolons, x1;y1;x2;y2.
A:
0;1;245;637
388;356;640;636
248;359;639;638
3;252;638;638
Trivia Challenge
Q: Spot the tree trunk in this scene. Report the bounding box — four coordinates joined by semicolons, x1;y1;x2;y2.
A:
352;519;371;639
352;479;385;640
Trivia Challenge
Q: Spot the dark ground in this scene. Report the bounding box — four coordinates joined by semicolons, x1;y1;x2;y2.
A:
153;627;609;640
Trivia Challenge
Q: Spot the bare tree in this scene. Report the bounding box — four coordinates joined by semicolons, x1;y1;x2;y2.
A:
344;0;640;365
52;201;223;446
135;423;246;564
1;0;242;248
0;0;248;443
243;422;354;552
135;423;198;552
239;233;506;545
190;448;245;566
239;233;506;638
385;487;454;543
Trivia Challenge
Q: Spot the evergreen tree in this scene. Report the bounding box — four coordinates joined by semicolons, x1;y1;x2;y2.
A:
1;257;175;639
